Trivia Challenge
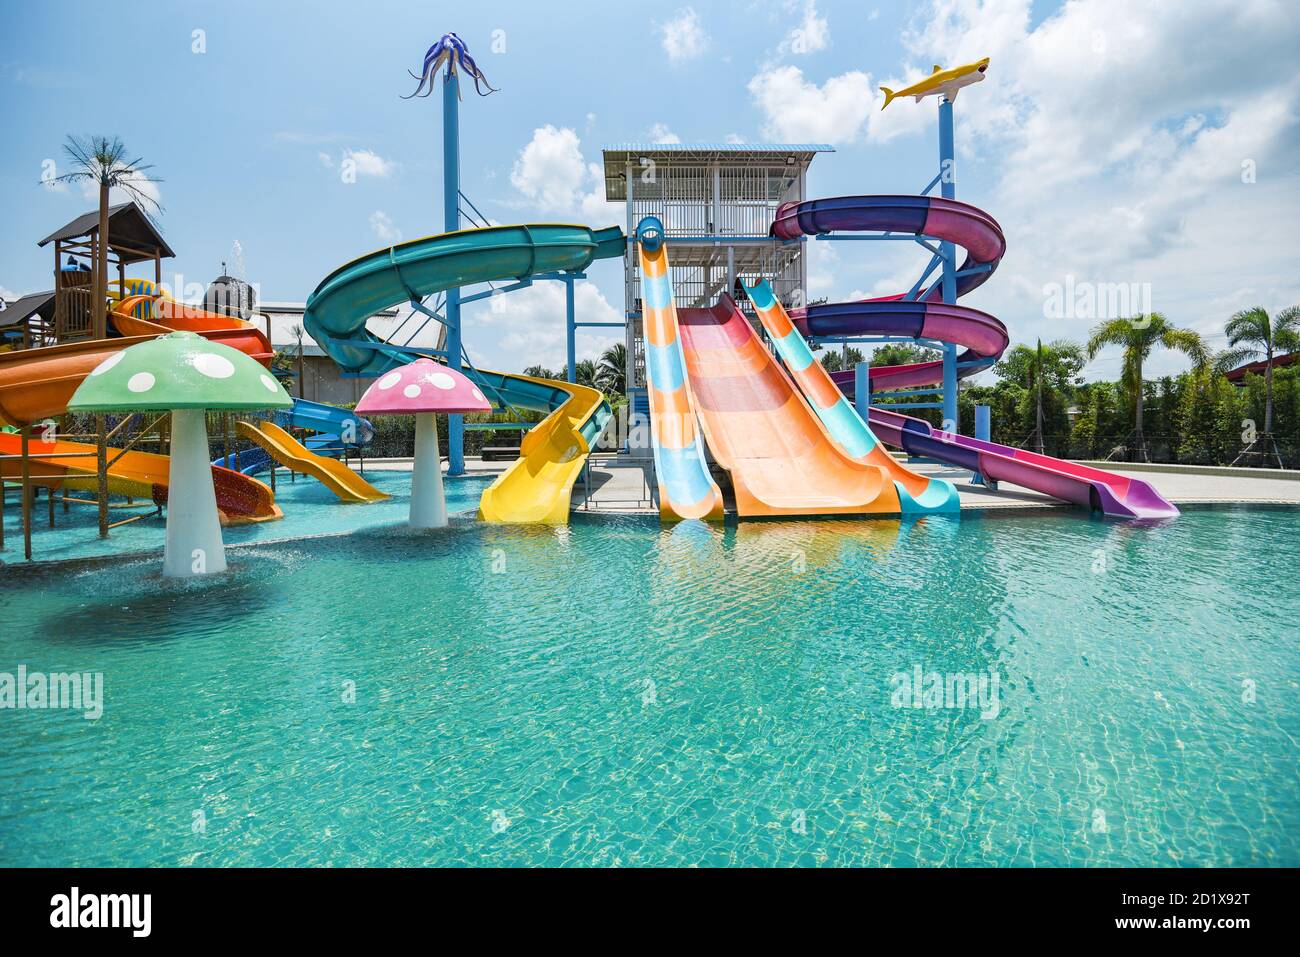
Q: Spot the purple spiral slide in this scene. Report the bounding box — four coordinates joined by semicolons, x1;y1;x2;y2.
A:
771;195;1178;519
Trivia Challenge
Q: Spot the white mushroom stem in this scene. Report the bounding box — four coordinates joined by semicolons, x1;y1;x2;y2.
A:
163;408;228;577
409;411;448;529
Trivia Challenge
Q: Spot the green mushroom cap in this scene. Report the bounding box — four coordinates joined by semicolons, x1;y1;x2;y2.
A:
68;331;293;413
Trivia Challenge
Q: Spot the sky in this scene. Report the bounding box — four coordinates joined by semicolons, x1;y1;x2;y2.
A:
3;0;1299;382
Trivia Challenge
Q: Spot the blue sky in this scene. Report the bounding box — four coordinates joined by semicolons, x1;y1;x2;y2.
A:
3;0;1298;380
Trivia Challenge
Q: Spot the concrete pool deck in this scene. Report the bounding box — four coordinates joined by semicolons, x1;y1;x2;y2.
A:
363;453;1300;515
3;453;1297;567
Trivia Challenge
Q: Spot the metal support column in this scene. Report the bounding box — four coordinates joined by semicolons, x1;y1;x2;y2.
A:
443;70;465;475
938;96;959;431
854;362;871;413
565;273;576;383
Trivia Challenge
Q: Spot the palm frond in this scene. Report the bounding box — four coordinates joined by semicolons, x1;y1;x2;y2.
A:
1213;346;1259;375
1225;307;1271;348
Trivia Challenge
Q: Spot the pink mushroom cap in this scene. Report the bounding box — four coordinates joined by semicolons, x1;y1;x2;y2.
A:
355;358;493;415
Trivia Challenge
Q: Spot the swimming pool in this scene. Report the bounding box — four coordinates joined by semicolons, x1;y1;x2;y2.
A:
1;507;1297;866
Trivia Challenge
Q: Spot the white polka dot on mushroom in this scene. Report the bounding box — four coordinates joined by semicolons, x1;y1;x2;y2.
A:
377;372;402;390
193;352;236;379
127;372;155;393
429;372;456;390
91;352;124;376
259;374;279;392
403;384;422;398
471;388;484;401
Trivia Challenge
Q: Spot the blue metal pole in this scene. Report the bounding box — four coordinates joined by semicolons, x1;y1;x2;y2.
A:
971;403;994;488
565;274;576;383
854;361;870;412
938;96;959;432
443;70;464;475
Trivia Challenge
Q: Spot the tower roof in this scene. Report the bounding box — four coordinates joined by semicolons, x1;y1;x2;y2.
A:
601;143;832;201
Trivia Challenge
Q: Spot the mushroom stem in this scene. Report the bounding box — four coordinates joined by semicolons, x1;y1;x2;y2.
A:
410;411;448;528
163;408;228;577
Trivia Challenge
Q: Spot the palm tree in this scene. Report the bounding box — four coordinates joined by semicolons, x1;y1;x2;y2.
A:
994;339;1084;453
1214;306;1300;437
597;343;627;395
51;136;161;340
1086;314;1209;461
572;359;599;389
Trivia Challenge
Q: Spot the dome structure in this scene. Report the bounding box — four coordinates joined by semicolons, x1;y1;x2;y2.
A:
204;265;257;320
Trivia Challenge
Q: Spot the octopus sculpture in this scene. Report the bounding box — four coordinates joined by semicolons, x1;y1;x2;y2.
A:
403;33;498;99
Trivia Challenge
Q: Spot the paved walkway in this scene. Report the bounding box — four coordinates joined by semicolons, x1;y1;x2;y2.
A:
362;454;1300;515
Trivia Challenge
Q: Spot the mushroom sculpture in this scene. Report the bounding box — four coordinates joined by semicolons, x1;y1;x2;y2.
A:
355;358;490;528
68;331;292;577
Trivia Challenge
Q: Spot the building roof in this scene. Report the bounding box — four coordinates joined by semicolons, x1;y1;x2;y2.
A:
1224;352;1298;383
0;290;56;329
37;201;175;263
602;142;834;155
602;143;833;201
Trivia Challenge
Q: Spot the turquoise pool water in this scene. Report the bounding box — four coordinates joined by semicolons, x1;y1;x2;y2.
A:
1;506;1297;866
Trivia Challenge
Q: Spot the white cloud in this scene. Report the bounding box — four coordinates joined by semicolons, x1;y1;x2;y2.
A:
660;7;709;63
511;125;589;210
342;149;396;178
888;0;1300;379
465;278;624;372
510;125;621;225
748;66;874;142
369;210;402;243
780;0;829;55
0;285;17;304
647;122;681;144
77;167;161;209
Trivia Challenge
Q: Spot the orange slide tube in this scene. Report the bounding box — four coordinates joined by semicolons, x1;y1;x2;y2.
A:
0;294;281;523
676;295;901;517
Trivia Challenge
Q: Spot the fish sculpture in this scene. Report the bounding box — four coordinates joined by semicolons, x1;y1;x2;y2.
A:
880;57;989;109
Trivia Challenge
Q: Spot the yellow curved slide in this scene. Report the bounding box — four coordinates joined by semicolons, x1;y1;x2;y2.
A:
236;420;387;504
477;374;607;524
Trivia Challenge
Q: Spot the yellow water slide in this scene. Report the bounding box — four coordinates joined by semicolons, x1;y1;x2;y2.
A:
476;373;608;524
235;420;387;504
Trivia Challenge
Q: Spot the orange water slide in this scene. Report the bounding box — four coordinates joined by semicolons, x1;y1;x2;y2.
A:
0;432;280;526
0;294;280;523
0;295;272;425
676;295;901;517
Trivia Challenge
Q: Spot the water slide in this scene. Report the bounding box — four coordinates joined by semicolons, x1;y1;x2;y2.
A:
771;195;1179;519
303;224;625;524
0;306;282;523
671;287;902;518
475;372;607;523
0;431;280;525
234;420;386;503
744;280;959;514
634;218;725;521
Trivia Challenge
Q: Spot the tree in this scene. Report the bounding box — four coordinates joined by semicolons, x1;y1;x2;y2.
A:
872;343;940;368
994;339;1084;392
597;343;627;395
51;136;161;340
291;324;306;399
1086;314;1209;461
572;359;599;389
1214;305;1300;438
995;338;1085;453
820;347;864;373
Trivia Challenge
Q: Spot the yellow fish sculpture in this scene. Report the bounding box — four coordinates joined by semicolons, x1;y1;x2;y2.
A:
880;57;989;109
